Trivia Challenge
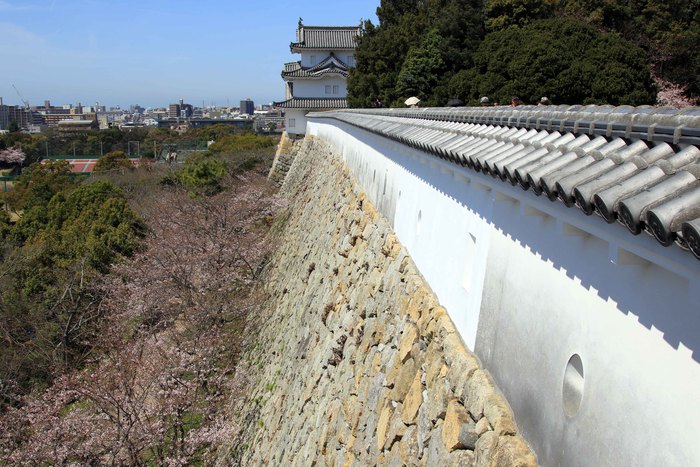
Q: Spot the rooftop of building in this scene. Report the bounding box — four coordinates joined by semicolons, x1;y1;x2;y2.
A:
282;53;351;80
274;97;348;109
291;20;361;51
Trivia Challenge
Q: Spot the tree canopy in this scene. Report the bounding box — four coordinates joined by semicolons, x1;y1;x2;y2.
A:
348;0;698;106
449;19;655;105
93;151;133;173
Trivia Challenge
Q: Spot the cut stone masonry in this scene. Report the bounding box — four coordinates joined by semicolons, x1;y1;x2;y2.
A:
222;135;535;466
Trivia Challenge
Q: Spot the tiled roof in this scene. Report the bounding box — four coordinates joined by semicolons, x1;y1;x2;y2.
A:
274;97;349;109
291;25;360;51
309;105;700;260
282;54;350;79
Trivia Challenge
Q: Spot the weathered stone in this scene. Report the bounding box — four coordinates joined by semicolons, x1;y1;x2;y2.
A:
448;449;476;467
492;435;538;467
425;352;448;389
398;425;421;464
474;431;499;467
377;405;393;451
424;377;449;423
391;358;417;402
416;393;434;449
398;323;419;364
234;137;533;466
386;441;404;467
464;369;491;420
425;424;451;466
442;398;473;452
483;395;517;436
459;422;479;451
475;417;492;436
402;371;424;425
342;451;356;467
384;408;408;451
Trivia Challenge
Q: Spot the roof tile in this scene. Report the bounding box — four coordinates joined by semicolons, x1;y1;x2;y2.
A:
309;106;700;260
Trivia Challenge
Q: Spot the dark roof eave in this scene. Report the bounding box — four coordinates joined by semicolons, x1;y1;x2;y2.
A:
291;45;357;53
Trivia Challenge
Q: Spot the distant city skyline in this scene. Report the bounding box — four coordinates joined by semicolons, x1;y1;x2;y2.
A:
0;0;379;108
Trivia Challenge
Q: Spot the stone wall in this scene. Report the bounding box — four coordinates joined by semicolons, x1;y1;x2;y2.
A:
225;136;535;466
267;131;304;186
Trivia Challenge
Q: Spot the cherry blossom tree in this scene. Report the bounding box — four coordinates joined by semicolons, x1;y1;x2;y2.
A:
0;155;286;464
0;147;25;165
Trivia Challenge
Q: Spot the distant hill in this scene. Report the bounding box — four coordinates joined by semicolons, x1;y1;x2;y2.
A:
348;0;699;107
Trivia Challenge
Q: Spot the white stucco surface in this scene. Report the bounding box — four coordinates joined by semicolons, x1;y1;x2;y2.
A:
285;110;307;136
293;77;348;98
307;118;700;467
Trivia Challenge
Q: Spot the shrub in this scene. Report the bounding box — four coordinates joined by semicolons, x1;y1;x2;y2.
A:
177;158;228;196
94;151;133;173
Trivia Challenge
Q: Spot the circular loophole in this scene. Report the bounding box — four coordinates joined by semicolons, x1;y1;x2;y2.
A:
563;354;584;417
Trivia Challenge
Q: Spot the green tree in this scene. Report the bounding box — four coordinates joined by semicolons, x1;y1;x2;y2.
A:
94;151;133;173
177;158;228;196
8;120;20;133
466;19;655;105
348;0;485;107
4;160;74;216
395;30;447;104
485;0;558;30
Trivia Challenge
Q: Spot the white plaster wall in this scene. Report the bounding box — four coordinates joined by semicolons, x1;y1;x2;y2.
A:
307;118;700;467
285;110;307;136
293;77;348;98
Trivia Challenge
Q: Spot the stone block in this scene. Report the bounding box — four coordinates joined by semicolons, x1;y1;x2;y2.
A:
425;424;451;466
398;425;421;464
416;392;434;449
475;417;492;436
424;377;449;423
377;404;393;452
448;449;476;467
483;394;517;436
398;323;419;364
447;355;482;403
392;358;417;402
474;431;499;467
401;370;424;425
425;353;448;389
464;369;491;420
384;407;408;451
492;436;537;467
442;398;474;452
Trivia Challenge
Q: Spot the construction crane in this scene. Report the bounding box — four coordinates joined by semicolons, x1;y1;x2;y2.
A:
12;84;30;109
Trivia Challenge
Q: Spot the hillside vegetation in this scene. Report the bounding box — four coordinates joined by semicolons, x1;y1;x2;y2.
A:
0;133;283;465
349;0;699;107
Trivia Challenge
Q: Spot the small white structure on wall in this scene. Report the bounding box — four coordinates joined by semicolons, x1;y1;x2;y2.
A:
275;19;360;135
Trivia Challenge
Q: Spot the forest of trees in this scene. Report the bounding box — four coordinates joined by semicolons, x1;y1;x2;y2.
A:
0;130;282;464
348;0;699;107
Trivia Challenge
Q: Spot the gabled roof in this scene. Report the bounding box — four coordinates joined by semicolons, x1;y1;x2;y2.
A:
291;24;361;51
307;53;350;72
282;53;351;80
309;106;700;261
274;97;348;109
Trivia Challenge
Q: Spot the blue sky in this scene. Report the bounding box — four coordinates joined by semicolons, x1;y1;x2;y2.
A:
0;0;379;108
